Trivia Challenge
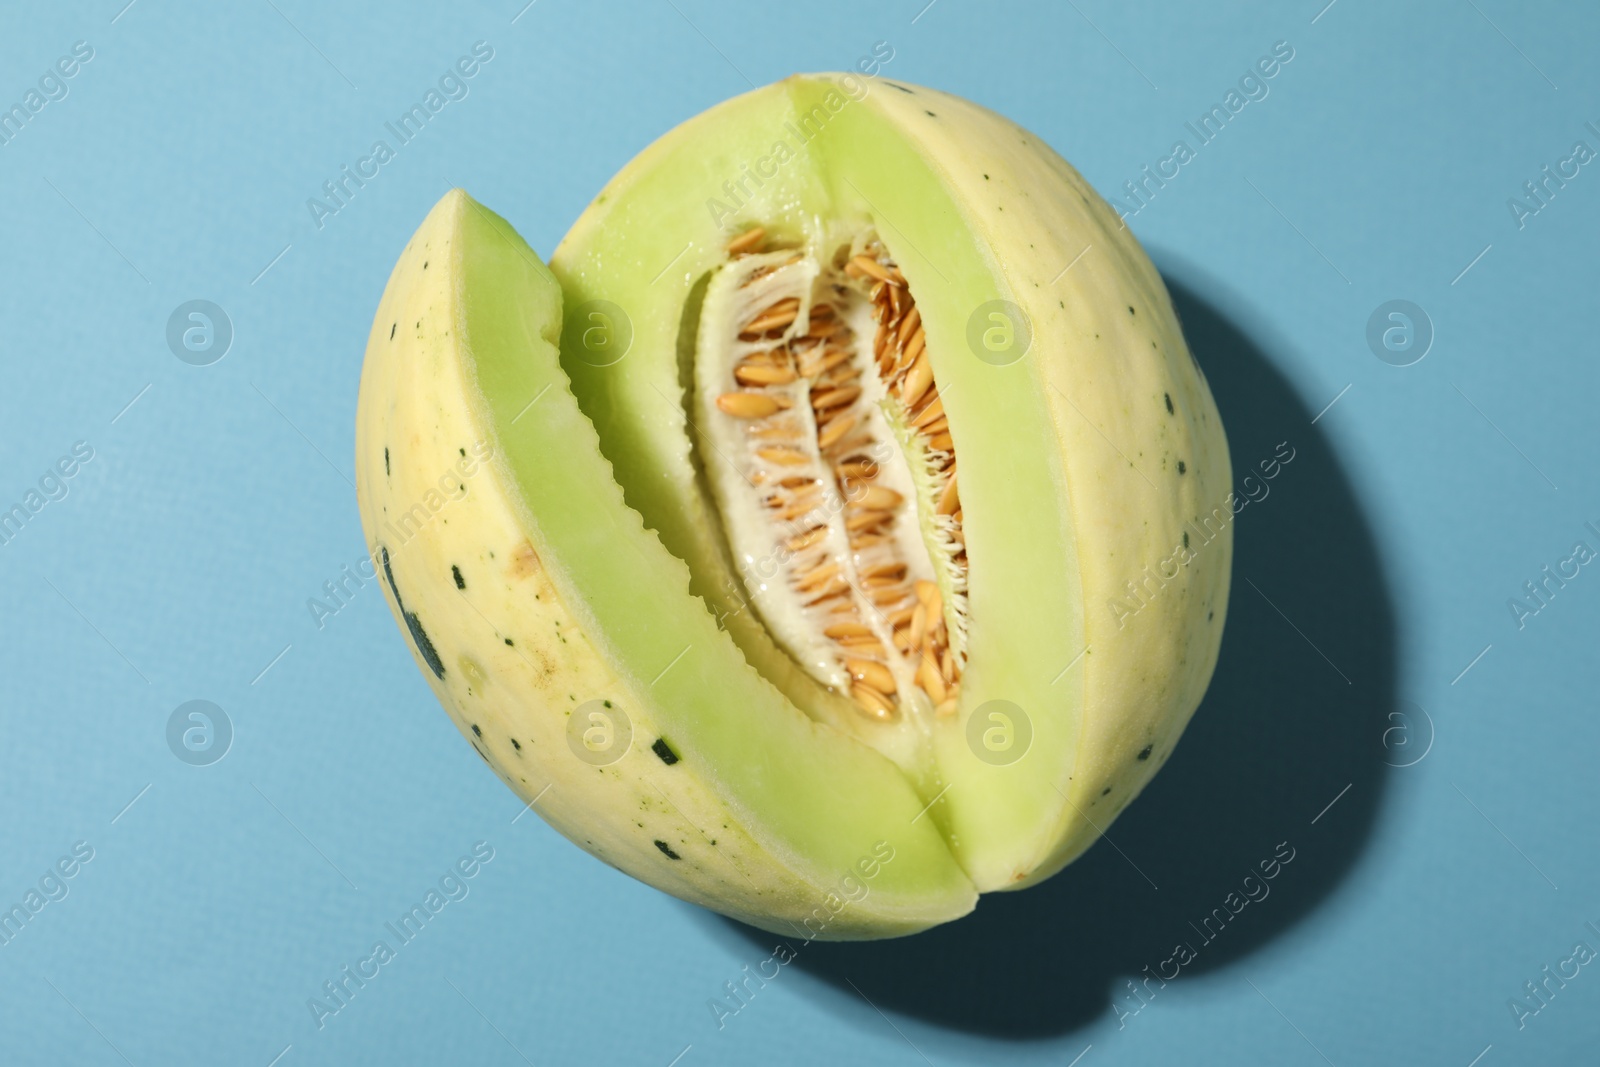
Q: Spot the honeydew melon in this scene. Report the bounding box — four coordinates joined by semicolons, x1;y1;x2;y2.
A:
354;74;1230;939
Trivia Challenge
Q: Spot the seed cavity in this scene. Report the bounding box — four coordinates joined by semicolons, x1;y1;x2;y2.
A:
694;228;970;722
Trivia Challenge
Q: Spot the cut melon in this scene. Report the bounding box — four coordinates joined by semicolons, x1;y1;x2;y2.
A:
354;74;1231;939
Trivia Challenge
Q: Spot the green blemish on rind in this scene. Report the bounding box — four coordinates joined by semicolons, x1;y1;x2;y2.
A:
402;611;444;677
381;545;445;679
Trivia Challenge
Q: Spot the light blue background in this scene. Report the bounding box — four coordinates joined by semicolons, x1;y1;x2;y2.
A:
1;1;1596;1064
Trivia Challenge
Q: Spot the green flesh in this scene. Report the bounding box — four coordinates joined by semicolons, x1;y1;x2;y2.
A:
551;77;1088;885
466;202;973;897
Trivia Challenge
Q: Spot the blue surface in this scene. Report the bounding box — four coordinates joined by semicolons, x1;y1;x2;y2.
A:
1;1;1596;1064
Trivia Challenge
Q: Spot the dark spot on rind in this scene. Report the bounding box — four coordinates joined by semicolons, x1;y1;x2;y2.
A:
1137;745;1153;760
504;637;514;646
381;545;445;679
1164;393;1174;415
471;723;482;737
652;738;680;765
423;261;428;269
510;737;521;750
389;323;396;340
384;447;390;475
1177;461;1186;475
403;614;444;677
1128;306;1136;316
1183;532;1190;549
925;109;937;117
888;82;914;93
1101;787;1112;796
452;564;466;589
654;840;682;860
